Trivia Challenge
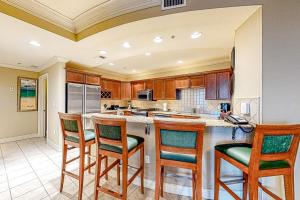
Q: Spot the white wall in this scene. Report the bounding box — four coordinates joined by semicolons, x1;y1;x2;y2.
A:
40;62;66;149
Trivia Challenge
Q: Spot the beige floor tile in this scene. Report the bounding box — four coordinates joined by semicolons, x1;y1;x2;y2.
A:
0;189;11;200
14;186;48;200
10;178;42;198
9;172;37;188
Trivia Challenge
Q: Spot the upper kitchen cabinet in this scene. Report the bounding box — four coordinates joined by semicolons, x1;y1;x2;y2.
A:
164;79;176;100
190;75;205;88
121;82;131;100
85;74;100;85
100;79;111;91
175;77;190;89
145;80;154;90
205;71;231;100
131;81;145;99
66;71;85;84
205;73;217;100
217;71;231;100
112;81;121;99
153;79;165;100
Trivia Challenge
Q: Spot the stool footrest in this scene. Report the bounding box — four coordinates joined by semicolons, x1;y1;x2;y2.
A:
258;182;281;200
97;186;122;199
128;167;142;186
218;179;241;200
63;171;79;180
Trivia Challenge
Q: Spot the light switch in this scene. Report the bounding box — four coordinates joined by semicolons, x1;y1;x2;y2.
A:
241;103;250;115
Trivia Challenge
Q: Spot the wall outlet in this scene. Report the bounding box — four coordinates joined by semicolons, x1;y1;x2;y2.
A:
145;155;150;164
9;87;14;92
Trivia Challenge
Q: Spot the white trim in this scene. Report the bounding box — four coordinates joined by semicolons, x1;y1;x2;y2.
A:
47;139;61;151
38;73;49;140
0;134;40;144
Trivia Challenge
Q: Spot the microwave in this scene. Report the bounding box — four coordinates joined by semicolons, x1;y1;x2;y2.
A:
137;90;153;101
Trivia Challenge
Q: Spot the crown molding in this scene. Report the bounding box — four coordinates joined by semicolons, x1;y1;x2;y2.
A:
3;0;160;33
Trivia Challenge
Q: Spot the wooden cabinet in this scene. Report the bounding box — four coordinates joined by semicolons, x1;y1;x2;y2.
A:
205;73;217;100
153;79;165;100
85;74;100;85
205;72;231;100
175;77;190;89
101;79;111;91
121;82;131;100
164;79;176;99
131;81;145;99
217;72;231;99
190;75;204;88
66;71;85;83
112;81;121;99
145;80;154;90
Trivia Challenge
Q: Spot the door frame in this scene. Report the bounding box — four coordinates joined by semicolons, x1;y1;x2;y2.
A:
38;73;49;138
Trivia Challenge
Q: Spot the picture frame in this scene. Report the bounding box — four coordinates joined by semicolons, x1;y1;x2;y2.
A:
17;77;38;112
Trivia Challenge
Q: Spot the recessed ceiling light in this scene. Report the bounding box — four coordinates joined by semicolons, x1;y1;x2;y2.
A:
122;42;131;48
145;52;151;56
191;32;202;39
153;36;163;43
109;62;115;66
132;69;137;73
29;40;41;47
99;50;107;55
177;60;183;64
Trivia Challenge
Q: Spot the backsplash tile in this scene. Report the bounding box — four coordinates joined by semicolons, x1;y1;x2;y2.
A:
232;97;261;124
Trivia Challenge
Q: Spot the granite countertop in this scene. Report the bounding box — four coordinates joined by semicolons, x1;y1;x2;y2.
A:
82;113;249;128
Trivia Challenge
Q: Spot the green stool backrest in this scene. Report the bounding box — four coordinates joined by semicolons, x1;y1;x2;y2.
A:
63;120;79;132
262;135;293;154
98;124;122;141
160;129;197;148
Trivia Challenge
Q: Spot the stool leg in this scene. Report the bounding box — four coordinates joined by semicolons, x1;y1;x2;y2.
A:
196;167;202;200
88;146;91;174
160;166;164;197
94;153;101;200
214;153;220;200
284;170;294;200
78;147;85;200
60;144;67;192
243;172;248;200
192;171;196;200
117;160;121;186
140;145;145;194
155;162;161;200
105;156;109;180
122;157;128;200
248;174;259;200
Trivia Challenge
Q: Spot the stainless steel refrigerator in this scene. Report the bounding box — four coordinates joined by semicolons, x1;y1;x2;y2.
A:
66;83;101;114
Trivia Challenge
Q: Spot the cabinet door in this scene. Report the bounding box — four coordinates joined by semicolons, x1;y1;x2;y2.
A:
205;73;217;100
153;79;165;100
112;81;121;99
66;71;85;83
145;80;154;90
175;77;190;89
85;75;100;85
217;72;231;100
121;82;131;100
165;79;176;100
190;75;205;88
131;81;145;99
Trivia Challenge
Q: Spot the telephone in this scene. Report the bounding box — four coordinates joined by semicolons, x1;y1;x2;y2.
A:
224;114;249;125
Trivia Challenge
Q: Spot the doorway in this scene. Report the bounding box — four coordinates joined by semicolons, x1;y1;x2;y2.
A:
38;74;48;138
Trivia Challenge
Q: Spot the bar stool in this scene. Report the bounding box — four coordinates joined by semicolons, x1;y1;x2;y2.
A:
214;124;300;200
58;113;104;200
92;117;145;200
154;120;205;200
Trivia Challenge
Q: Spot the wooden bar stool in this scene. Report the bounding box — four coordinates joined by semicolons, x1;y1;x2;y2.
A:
92;117;145;200
154;120;205;200
58;113;104;200
214;124;300;200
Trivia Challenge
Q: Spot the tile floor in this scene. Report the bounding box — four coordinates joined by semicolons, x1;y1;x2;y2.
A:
0;138;192;200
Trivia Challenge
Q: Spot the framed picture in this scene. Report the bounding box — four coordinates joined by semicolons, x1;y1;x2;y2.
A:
17;77;38;112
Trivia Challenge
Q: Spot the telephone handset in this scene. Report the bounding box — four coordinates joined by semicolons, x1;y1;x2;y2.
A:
224;114;249;125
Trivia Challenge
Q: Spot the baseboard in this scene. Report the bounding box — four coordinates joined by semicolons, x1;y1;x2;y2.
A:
47;138;61;151
0;133;40;144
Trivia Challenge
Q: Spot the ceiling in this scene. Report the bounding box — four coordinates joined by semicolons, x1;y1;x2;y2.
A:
4;0;160;32
0;5;260;75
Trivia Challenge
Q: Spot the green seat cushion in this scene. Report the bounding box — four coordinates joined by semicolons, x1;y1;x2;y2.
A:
160;151;196;163
99;134;144;153
215;143;290;170
65;129;95;143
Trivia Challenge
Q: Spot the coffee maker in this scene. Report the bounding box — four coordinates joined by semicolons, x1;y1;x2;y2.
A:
219;103;231;119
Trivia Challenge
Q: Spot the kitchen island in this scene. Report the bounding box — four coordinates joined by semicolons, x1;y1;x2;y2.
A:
83;113;254;199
